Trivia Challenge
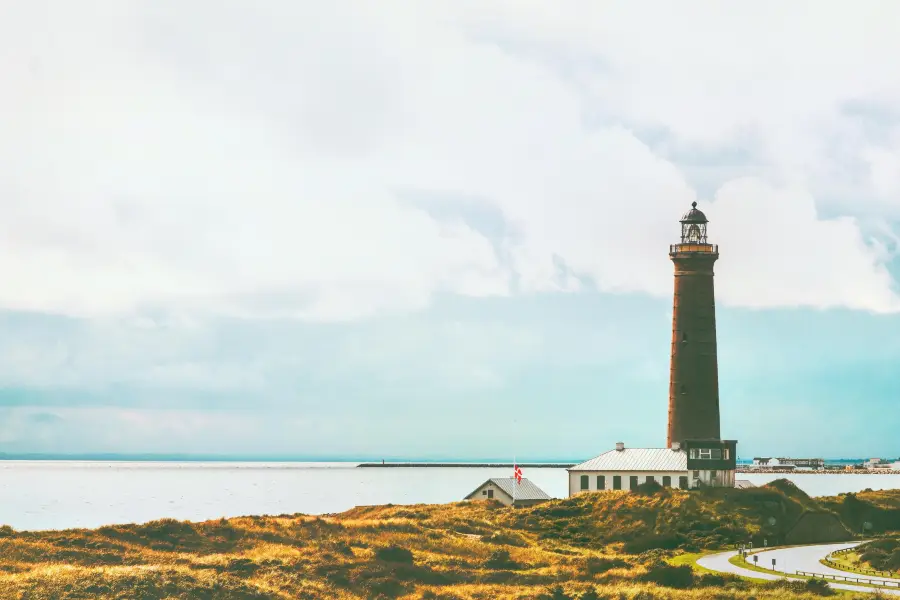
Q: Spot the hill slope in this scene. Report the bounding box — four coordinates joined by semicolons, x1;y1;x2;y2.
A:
0;480;893;599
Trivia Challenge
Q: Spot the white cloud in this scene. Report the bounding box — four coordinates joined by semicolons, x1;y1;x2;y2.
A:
2;1;900;319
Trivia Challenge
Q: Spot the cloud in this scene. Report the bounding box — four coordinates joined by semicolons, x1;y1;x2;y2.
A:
1;1;899;320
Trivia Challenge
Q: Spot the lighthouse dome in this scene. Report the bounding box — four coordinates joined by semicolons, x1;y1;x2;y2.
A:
680;202;708;224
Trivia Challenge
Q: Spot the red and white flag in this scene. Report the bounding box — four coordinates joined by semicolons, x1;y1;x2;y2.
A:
513;464;523;484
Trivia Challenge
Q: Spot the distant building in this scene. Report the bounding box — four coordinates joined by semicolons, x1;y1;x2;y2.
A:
890;462;900;471
464;478;551;508
567;440;737;495
751;457;824;469
735;480;756;489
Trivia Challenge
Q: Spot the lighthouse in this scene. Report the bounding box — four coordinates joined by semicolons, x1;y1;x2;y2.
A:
667;202;721;448
566;201;738;494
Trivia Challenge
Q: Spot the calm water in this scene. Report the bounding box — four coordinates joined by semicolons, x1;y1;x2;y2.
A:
0;461;898;531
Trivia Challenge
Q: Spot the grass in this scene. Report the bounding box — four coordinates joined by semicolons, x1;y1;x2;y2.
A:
0;481;895;599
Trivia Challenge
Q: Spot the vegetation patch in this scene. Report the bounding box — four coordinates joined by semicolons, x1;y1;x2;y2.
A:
0;481;896;599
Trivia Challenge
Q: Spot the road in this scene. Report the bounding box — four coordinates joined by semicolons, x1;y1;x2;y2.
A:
697;542;900;596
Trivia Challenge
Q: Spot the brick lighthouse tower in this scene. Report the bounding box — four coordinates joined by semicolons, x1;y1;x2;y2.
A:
667;202;721;448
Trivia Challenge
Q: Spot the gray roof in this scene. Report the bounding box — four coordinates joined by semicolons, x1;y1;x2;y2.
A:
569;448;687;472
466;478;551;501
735;480;756;489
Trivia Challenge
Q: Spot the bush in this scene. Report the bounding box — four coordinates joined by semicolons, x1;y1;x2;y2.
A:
623;534;684;554
484;549;519;570
539;585;572;600
805;577;836;596
585;556;631;575
420;591;462;600
374;546;414;564
634;480;664;496
638;563;694;589
696;572;747;588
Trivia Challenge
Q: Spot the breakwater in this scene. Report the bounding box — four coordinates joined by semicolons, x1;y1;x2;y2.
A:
357;463;575;468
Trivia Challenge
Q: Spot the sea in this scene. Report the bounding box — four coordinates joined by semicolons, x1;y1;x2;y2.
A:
0;461;897;532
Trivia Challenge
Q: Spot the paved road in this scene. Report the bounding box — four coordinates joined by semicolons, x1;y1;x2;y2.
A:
752;542;900;585
697;542;900;596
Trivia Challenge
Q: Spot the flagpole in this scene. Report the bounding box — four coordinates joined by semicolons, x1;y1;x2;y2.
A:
513;455;516;505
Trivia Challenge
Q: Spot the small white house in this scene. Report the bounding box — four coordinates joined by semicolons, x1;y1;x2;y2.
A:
464;477;551;508
890;461;900;471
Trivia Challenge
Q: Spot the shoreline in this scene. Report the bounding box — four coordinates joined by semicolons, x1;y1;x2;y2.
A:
737;468;900;475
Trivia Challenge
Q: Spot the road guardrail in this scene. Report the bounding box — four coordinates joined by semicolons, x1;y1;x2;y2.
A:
796;570;900;588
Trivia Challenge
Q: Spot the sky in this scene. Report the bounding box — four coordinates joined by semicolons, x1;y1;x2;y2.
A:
2;1;900;460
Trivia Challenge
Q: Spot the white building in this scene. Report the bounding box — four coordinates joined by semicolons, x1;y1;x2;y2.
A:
464;477;552;508
567;441;737;496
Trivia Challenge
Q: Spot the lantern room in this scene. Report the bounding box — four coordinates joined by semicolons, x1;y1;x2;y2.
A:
670;202;717;255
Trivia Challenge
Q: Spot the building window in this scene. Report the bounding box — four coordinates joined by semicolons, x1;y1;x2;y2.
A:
597;475;605;490
629;476;638;490
482;490;487;495
613;476;622;490
679;476;688;489
487;489;493;499
724;449;730;460
662;476;671;487
699;449;711;459
580;475;589;490
689;448;698;459
711;448;722;460
646;475;655;484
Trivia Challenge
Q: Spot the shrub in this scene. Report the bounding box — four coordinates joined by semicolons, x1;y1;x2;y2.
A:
696;572;747;589
638;563;693;589
585;556;631;575
623;534;684;554
805;577;836;596
634;480;664;496
374;546;414;564
484;548;519;570
420;591;462;600
539;585;572;600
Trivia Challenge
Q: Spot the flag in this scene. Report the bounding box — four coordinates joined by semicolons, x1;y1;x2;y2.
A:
513;464;522;484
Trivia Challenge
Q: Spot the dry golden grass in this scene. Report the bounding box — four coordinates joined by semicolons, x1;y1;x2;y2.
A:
0;483;895;599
